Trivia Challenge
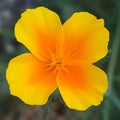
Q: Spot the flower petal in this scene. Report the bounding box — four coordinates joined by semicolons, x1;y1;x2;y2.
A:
6;53;57;105
63;12;109;63
57;64;108;110
15;7;64;61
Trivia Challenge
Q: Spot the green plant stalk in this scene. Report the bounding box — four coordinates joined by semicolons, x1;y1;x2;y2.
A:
103;3;120;120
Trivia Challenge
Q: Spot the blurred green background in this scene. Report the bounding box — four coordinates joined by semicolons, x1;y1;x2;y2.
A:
0;0;120;120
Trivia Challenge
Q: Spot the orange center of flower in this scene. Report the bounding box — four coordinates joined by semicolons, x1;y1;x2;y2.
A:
50;58;62;71
47;53;66;74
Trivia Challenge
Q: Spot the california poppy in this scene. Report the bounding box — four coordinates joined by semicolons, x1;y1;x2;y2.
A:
6;7;109;110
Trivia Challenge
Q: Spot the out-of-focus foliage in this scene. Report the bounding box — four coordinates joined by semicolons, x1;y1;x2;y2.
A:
0;0;120;120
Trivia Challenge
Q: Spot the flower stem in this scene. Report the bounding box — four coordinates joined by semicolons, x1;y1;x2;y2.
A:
103;3;120;120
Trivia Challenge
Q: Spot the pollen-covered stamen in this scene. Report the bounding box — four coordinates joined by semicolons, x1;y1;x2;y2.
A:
51;59;62;69
56;60;62;64
46;57;65;73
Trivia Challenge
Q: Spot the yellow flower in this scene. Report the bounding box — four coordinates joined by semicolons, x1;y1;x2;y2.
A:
6;7;109;111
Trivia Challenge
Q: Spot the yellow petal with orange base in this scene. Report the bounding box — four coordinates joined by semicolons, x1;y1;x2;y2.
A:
63;12;109;63
57;64;108;110
15;7;64;61
6;53;57;105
